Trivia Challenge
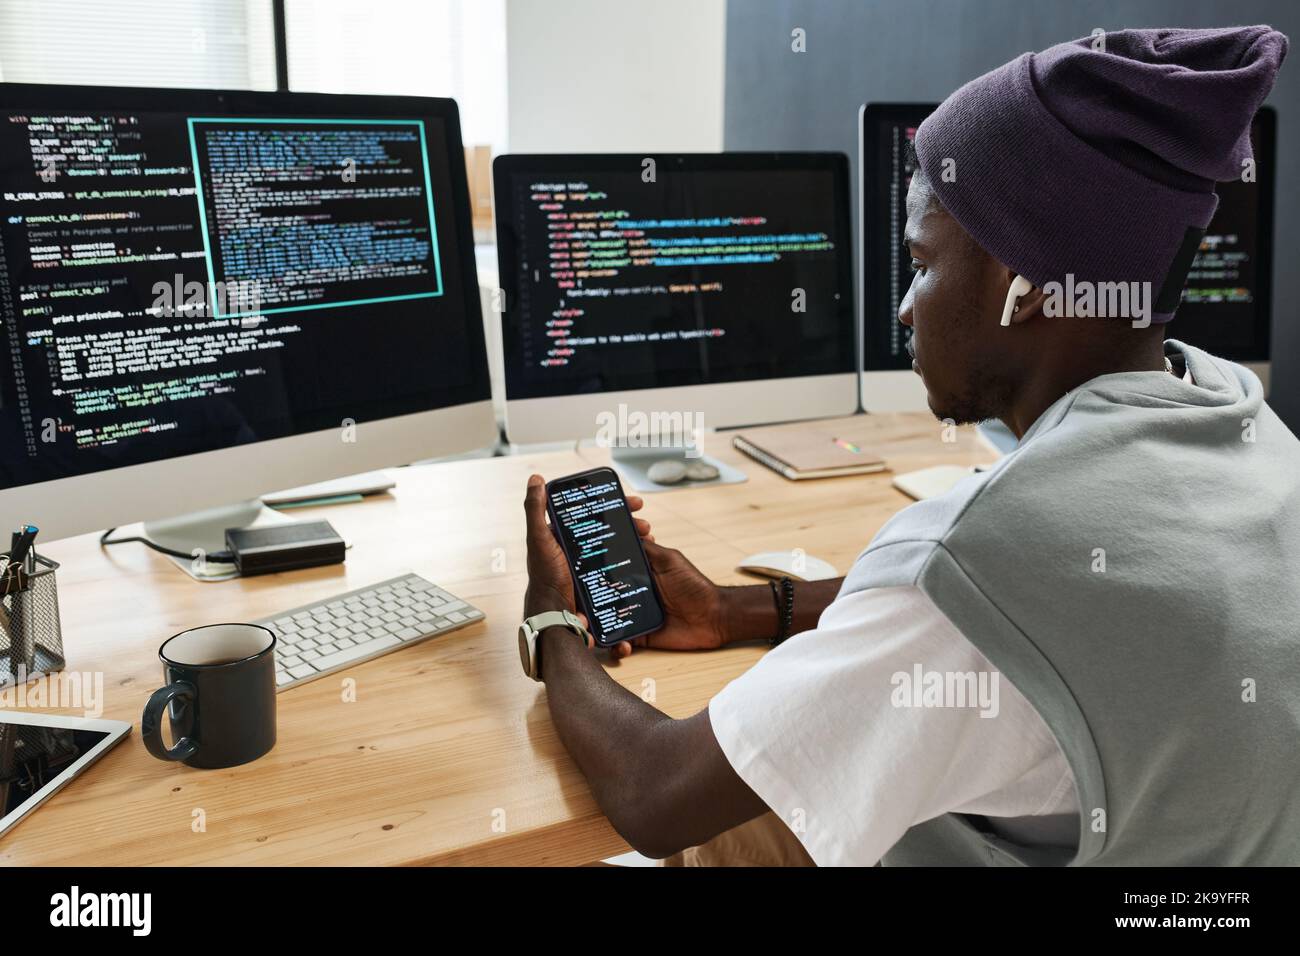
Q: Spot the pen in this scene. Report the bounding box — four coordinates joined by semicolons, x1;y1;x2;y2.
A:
4;527;22;592
4;525;38;677
8;525;37;575
1;528;20;680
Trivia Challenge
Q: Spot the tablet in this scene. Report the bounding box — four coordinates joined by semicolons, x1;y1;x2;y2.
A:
0;710;130;839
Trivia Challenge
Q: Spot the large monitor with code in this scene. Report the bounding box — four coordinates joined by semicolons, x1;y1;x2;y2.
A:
0;84;493;541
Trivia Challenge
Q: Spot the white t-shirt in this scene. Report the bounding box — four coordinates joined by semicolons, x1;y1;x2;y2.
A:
709;584;1080;866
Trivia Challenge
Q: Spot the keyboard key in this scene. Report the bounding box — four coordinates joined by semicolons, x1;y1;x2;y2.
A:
397;627;423;641
277;672;294;686
446;611;466;623
288;663;316;679
313;635;400;672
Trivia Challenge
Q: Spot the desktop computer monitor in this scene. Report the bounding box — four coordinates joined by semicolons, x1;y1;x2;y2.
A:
859;102;1277;410
0;84;494;545
492;153;857;474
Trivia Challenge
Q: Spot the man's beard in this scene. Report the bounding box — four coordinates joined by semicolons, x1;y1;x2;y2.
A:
927;395;991;427
926;367;1015;427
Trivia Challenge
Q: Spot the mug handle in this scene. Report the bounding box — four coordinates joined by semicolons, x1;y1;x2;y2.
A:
141;682;199;762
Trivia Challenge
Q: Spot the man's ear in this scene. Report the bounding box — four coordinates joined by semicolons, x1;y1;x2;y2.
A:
1001;270;1046;327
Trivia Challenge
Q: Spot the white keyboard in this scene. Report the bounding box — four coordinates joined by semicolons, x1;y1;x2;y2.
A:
257;573;484;691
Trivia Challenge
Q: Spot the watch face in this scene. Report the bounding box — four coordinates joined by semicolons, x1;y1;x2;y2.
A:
517;627;533;676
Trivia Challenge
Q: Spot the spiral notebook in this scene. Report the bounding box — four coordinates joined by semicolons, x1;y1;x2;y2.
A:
731;422;888;480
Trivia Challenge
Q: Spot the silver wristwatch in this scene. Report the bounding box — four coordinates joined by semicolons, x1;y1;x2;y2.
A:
518;609;592;681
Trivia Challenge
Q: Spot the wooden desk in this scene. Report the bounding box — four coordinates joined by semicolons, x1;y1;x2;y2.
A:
0;413;994;866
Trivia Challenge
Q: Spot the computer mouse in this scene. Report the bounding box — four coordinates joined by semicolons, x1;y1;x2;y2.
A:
737;550;839;582
646;459;688;484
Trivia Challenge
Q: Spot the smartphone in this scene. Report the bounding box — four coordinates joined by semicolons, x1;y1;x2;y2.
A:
545;467;665;646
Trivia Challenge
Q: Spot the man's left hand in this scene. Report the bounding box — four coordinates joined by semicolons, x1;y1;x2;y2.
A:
522;473;650;620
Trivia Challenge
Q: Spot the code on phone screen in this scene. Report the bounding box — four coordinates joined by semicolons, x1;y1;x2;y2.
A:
550;475;662;641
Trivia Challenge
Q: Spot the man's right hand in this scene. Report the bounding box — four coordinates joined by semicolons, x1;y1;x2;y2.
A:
610;541;788;658
613;509;844;659
629;541;730;652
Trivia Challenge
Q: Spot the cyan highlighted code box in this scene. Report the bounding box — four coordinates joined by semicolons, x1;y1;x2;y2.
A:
186;117;444;320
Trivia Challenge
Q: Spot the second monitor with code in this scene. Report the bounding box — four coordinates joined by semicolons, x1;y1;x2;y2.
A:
493;153;858;483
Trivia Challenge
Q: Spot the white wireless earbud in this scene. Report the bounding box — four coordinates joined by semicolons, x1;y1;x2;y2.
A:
999;274;1034;327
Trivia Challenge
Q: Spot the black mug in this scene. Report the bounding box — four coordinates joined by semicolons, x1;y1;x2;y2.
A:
141;623;277;769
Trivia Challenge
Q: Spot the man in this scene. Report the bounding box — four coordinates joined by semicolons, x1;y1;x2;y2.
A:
520;25;1299;865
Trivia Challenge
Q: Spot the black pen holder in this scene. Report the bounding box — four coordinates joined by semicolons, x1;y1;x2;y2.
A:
0;553;65;690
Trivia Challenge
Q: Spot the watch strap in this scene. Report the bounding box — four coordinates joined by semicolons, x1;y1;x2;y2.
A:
521;609;592;681
528;609;588;640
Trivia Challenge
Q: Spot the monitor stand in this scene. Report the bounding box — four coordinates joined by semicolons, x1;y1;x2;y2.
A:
609;441;747;493
142;499;296;582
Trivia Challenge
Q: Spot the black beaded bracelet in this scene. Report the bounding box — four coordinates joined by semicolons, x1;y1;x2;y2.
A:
768;576;795;646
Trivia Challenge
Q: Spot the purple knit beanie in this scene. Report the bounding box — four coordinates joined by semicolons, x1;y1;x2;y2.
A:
914;26;1288;323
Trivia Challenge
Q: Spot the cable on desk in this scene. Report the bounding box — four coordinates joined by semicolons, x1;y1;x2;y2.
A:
99;528;235;564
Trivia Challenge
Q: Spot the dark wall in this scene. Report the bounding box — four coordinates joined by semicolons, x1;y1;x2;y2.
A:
725;0;1299;426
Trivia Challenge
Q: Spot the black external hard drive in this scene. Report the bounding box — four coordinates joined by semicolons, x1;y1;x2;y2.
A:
224;521;346;576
